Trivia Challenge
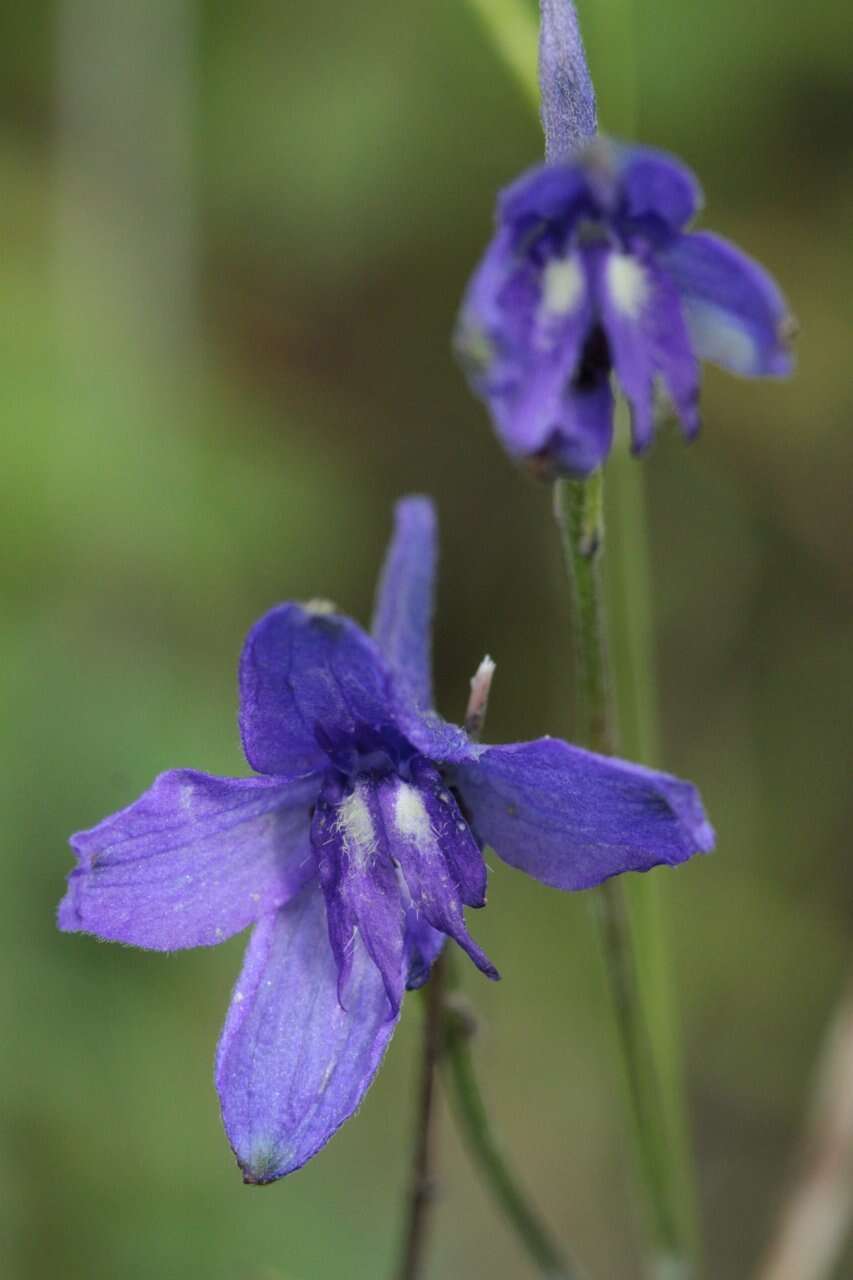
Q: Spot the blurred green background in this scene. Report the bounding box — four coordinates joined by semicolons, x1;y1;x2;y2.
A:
2;1;851;1276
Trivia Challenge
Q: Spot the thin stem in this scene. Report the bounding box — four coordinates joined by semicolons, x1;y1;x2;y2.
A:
395;951;447;1280
554;474;691;1279
553;472;613;753
441;950;582;1280
604;443;699;1257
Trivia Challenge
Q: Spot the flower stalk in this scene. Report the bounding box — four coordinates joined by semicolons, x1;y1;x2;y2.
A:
554;468;694;1278
395;952;447;1280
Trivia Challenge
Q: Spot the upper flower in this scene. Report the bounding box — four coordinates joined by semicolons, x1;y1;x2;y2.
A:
457;3;794;477
456;137;796;477
59;497;713;1184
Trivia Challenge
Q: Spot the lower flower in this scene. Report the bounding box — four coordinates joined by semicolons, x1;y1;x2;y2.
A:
59;497;713;1183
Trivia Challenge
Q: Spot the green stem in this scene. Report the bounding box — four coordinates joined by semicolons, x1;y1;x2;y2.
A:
604;444;699;1261
554;473;693;1279
441;950;582;1280
553;472;612;753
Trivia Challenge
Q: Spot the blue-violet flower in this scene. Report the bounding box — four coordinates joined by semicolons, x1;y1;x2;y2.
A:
456;4;795;478
59;497;713;1183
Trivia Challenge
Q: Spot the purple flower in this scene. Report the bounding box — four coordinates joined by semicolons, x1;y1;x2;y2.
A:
59;497;713;1183
456;3;795;478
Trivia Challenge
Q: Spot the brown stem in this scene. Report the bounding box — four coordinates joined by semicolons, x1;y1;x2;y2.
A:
394;952;447;1280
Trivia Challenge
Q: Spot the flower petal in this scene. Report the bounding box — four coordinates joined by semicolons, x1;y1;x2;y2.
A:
371;496;437;710
216;886;398;1184
394;705;478;766
499;164;591;238
538;0;597;164
456;232;540;404
597;249;699;450
404;911;446;990
659;231;795;377
506;253;597;454
451;738;714;891
542;331;615;476
458;235;601;471
612;142;703;233
408;763;488;909
378;770;498;981
312;779;407;1015
59;771;318;950
239;604;394;777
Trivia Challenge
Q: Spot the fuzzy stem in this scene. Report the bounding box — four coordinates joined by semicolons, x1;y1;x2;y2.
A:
554;472;693;1280
395;952;448;1280
441;951;582;1279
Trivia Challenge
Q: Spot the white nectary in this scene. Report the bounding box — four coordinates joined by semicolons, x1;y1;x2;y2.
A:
541;255;586;317
392;780;433;845
606;253;648;319
335;782;378;869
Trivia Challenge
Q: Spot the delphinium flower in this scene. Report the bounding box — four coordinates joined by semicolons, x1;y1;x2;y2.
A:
59;497;713;1184
456;0;796;479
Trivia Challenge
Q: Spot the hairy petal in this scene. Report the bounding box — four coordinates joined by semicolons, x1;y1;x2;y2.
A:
371;496;437;709
312;780;407;1016
394;705;478;767
378;771;497;982
59;771;318;950
216;886;398;1184
239;604;394;777
539;0;597;164
452;738;714;891
408;763;487;909
659;231;795;377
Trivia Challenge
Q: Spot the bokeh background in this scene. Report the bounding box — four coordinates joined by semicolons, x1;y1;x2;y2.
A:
2;1;852;1276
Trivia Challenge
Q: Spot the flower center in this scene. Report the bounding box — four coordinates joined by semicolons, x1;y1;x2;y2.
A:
315;719;416;785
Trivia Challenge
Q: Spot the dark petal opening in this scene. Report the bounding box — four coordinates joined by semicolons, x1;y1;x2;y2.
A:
572;324;612;392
